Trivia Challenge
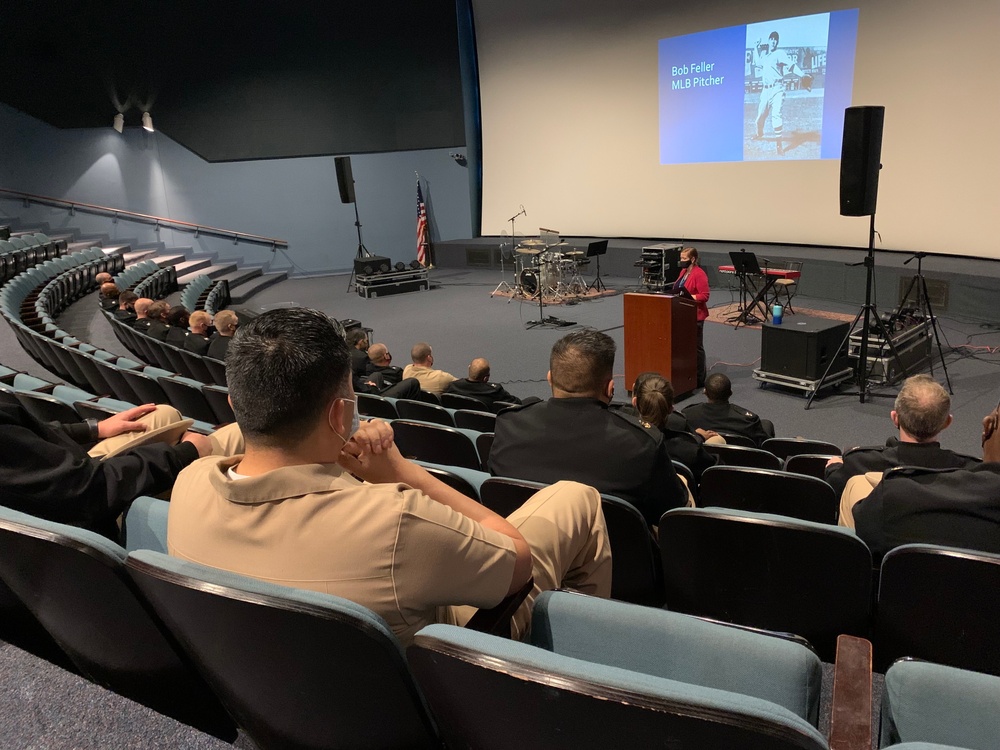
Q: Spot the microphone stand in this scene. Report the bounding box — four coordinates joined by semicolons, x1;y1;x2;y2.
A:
899;252;953;393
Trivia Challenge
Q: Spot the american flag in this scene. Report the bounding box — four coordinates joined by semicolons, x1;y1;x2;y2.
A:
416;179;429;266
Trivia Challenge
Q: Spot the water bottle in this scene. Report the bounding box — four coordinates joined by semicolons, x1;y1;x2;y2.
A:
772;304;783;324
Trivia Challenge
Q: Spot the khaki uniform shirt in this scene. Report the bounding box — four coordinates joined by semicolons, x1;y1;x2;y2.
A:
167;456;516;646
402;364;458;394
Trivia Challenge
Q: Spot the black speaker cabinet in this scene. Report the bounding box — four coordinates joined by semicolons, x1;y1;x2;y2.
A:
335;156;356;204
354;255;391;276
840;106;884;216
760;317;850;380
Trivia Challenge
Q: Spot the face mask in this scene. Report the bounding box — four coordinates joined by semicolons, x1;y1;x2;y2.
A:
349;399;360;435
679;260;691;269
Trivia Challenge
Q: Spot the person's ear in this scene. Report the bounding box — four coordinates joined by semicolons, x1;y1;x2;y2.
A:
631;395;638;408
327;398;347;438
546;370;552;386
943;414;954;431
605;380;615;400
890;410;900;429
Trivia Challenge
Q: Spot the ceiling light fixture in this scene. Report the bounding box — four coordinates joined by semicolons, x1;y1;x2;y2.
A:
113;113;124;133
141;112;154;132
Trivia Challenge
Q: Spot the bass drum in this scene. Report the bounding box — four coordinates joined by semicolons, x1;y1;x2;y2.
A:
518;268;539;296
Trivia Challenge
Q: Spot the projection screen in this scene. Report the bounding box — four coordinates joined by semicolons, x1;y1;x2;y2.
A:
472;0;1000;258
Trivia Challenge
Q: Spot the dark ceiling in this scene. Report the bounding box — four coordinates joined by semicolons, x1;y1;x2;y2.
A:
0;0;467;161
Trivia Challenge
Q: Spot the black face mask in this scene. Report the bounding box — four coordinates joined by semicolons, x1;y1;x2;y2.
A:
678;260;691;269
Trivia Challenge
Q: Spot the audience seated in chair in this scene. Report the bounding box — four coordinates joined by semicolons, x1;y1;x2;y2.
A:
487;329;689;527
114;290;138;323
145;301;171;341
833;374;979;527
184;310;212;355
0;401;217;537
164;305;190;347
206;309;239;360
848;402;1000;563
99;281;120;311
350;340;421;400
130;297;155;333
166;308;611;647
402;341;458;394
446;357;524;408
630;371;723;483
682;373;775;447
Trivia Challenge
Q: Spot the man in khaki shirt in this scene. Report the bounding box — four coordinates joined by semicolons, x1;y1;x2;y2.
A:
167;308;611;646
402;341;458;394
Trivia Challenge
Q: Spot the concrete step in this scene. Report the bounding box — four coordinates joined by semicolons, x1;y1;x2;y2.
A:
67;240;98;253
123;249;158;265
176;263;238;287
101;243;132;257
172;258;214;278
210;266;262;289
229;271;288;305
153;254;186;269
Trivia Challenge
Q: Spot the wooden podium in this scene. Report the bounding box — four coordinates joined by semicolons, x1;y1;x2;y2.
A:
623;292;697;394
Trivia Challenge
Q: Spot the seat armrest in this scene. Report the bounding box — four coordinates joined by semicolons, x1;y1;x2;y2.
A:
829;634;872;750
465;577;533;637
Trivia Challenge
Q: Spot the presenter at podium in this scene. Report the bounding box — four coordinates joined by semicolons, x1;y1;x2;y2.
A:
671;247;710;387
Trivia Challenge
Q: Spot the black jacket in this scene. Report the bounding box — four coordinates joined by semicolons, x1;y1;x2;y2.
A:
826;441;979;499
682;400;773;447
488;397;687;527
446;378;522;408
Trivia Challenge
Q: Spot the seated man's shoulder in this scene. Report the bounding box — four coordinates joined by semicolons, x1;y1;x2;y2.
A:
843;445;889;458
727;402;761;421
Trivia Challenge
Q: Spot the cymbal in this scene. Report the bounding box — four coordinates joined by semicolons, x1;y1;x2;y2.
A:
520;239;546;247
516;247;542;255
565;250;585;257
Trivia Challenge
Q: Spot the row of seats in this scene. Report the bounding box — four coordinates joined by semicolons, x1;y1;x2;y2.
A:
398;462;1000;674
179;273;212;310
203;278;230;314
0;231;66;283
1;499;996;749
0;252;232;429
131;264;177;300
112;258;165;291
367;412;843;524
106;310;228;388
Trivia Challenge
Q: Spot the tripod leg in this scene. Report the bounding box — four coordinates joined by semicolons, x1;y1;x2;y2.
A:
806;305;866;409
919;275;953;393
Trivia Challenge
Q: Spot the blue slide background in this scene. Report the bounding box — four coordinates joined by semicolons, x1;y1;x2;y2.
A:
659;10;858;164
821;8;860;158
659;26;746;164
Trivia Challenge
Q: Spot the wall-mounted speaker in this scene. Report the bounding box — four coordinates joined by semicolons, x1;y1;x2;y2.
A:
335;156;356;204
839;106;884;217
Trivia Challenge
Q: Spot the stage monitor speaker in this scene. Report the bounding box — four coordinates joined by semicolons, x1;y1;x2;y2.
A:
760;318;850;381
335;156;356;204
839;106;884;217
354;255;391;276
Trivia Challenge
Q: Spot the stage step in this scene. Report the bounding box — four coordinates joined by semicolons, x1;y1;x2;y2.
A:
175;263;239;287
229;271;288;304
123;249;158;265
172;257;214;278
210;266;262;289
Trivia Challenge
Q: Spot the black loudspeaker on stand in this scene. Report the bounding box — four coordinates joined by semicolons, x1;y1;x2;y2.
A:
808;105;908;409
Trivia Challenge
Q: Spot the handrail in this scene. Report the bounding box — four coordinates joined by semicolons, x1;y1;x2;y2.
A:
0;187;288;250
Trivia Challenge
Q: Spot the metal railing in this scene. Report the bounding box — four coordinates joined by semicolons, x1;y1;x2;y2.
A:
0;187;288;250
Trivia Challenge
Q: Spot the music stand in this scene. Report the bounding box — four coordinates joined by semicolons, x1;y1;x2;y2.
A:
728;250;770;330
586;240;609;292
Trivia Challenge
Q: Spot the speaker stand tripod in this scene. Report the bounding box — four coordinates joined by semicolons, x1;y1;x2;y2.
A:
346;201;372;293
806;213;907;409
899;252;953;393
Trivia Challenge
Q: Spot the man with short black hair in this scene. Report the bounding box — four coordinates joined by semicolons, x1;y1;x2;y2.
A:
682;373;774;447
346;328;371;379
403;342;457;394
167;308;611;646
446;358;523;408
831;374;979;527
488;329;688;527
114;291;139;323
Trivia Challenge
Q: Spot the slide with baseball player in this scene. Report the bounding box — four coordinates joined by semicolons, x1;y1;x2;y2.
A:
659;10;858;164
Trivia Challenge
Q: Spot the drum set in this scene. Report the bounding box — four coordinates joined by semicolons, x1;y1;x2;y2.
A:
508;240;590;301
